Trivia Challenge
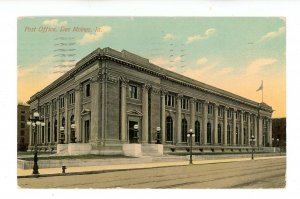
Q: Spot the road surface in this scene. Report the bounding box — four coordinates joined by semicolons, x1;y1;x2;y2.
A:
18;157;286;188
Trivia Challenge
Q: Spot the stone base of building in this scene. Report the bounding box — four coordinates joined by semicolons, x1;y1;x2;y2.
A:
56;143;92;155
141;144;164;156
122;144;142;157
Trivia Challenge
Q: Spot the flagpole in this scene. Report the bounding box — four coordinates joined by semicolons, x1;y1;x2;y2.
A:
262;80;264;102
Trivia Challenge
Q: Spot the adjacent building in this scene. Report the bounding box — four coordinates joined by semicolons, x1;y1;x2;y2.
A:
17;103;30;151
272;118;286;151
27;47;273;154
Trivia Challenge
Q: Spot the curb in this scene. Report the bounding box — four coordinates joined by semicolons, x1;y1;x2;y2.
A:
17;156;286;179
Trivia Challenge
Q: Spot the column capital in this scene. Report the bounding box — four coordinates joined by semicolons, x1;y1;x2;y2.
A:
143;83;152;91
160;88;168;95
75;83;83;91
119;76;129;86
189;97;196;103
176;93;183;100
213;103;219;107
224;106;229;110
202;100;209;105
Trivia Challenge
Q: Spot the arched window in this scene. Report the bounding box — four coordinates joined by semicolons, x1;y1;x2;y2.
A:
47;121;51;143
166;116;173;142
181;119;187;142
207;122;212;144
70;115;75;124
236;127;239;145
195;121;200;143
227;125;231;145
54;119;57;142
62;117;65;127
218;124;222;144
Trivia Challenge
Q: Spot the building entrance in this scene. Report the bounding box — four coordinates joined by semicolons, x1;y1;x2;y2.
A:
129;121;138;143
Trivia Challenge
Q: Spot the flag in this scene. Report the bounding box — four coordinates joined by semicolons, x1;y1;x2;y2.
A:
256;81;263;92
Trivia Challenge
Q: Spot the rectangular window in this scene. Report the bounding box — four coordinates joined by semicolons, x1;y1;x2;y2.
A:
20;115;25;121
227;109;233;119
20;130;25;136
52;100;57;110
196;102;202;112
129;85;138;99
20;122;25;128
21;110;25;114
218;107;224;117
69;92;75;104
181;98;189;110
208;104;213;115
20;137;25;144
86;84;91;97
165;94;175;107
59;96;65;108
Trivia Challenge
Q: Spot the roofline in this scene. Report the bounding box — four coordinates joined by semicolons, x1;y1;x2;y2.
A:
27;47;272;111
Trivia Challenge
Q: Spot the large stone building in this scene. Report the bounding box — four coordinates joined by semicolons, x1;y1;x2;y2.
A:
17;103;30;151
27;47;273;155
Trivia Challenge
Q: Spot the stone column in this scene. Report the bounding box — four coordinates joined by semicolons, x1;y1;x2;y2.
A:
90;76;100;143
49;102;53;144
233;109;237;145
120;77;128;143
64;93;69;143
202;101;208;145
142;84;151;143
213;104;219;145
56;98;60;144
268;118;273;147
176;94;183;144
247;113;251;146
190;98;195;134
223;107;228;146
258;117;263;147
254;114;258;147
75;84;82;142
29;119;33;146
160;89;167;144
240;111;244;146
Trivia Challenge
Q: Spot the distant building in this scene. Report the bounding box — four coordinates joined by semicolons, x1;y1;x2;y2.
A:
272;118;286;150
27;47;273;155
17;103;30;151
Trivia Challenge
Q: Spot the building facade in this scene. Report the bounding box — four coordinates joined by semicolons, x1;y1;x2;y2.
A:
17;104;30;151
272;118;286;151
27;47;273;154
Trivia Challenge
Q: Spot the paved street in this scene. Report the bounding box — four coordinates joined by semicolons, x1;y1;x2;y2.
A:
18;157;285;188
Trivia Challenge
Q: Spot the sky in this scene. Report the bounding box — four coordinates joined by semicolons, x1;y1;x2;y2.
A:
17;17;286;118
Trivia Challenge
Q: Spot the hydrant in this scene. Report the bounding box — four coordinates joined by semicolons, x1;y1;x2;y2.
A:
62;165;67;174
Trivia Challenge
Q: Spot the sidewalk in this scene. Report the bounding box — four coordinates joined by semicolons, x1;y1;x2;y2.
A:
17;155;285;178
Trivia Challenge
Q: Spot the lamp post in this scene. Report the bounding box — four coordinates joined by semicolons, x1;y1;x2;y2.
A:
70;124;76;143
276;138;281;156
27;111;45;175
250;134;255;160
133;124;139;143
156;127;161;144
187;129;195;165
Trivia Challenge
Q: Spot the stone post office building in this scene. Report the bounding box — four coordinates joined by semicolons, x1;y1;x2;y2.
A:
27;47;273;155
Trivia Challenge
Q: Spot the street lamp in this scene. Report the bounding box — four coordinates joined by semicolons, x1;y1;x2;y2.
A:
133;124;139;143
250;134;255;160
276;138;281;156
70;124;76;143
156;126;161;144
27;111;45;175
59;126;65;144
187;128;195;165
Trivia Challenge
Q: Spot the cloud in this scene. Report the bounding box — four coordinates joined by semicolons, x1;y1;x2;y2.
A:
245;58;277;76
78;26;112;45
196;57;208;65
258;26;285;42
163;33;175;41
186;28;216;44
42;19;67;27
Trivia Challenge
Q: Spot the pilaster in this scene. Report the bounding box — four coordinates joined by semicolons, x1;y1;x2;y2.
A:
160;89;167;144
142;84;151;143
241;111;244;145
213;103;219;145
202;101;208;145
120;76;128;143
74;84;82;142
233;108;237;145
176;94;183;144
223;107;228;146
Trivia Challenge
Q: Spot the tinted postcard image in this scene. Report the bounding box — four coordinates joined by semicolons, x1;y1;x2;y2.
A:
17;17;286;188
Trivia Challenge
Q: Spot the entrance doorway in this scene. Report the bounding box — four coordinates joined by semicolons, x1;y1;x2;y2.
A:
129;121;138;143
